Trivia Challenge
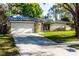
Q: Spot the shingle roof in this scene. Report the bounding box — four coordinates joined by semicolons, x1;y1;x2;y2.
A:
8;15;38;21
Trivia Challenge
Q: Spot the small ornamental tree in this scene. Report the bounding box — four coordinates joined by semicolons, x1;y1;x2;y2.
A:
0;5;10;34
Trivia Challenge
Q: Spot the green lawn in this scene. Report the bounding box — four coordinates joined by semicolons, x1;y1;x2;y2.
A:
41;30;79;43
0;34;19;56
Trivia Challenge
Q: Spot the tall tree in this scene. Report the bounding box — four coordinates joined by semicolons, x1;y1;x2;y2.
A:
48;4;72;21
48;4;61;21
6;3;43;18
58;3;79;38
75;4;79;38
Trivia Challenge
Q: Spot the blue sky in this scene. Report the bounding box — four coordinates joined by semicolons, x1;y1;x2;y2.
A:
40;3;54;16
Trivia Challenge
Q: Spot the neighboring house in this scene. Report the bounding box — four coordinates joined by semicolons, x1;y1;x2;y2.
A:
8;15;42;34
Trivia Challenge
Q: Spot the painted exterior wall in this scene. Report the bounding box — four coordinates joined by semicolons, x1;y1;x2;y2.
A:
50;23;71;31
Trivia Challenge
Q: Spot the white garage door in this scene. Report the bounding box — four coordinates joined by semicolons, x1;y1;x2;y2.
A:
11;22;34;34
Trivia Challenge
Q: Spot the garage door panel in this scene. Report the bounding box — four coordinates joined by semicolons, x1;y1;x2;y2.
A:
11;22;34;33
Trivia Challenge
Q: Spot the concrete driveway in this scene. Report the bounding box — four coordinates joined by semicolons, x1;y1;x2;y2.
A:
13;33;79;56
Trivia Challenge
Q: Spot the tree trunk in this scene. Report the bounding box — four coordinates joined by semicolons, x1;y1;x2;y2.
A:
74;19;77;37
75;25;79;38
55;14;57;21
75;3;79;38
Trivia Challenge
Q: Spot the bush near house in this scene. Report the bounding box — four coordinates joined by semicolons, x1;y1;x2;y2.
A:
0;34;19;56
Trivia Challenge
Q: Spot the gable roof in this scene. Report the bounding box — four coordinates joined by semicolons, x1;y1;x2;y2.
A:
8;15;52;22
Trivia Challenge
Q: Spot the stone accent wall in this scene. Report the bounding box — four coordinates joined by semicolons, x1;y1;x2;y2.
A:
34;22;42;33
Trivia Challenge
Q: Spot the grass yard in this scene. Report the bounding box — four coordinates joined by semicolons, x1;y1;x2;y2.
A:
0;34;19;56
41;30;79;43
68;44;79;49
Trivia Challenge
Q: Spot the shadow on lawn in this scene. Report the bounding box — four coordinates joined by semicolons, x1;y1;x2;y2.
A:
14;34;78;46
0;34;19;56
45;35;76;43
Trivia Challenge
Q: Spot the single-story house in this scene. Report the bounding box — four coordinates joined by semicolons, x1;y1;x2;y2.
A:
8;15;71;34
8;15;42;34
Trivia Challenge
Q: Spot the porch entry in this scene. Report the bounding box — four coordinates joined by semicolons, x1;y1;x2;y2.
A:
42;23;50;32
